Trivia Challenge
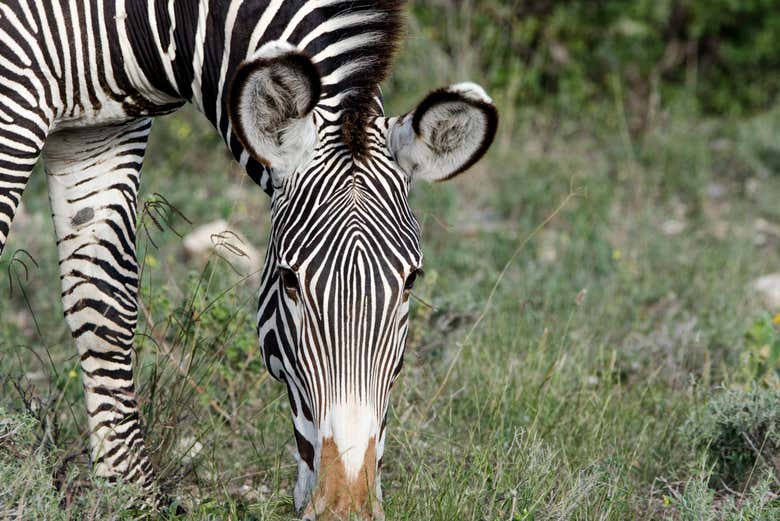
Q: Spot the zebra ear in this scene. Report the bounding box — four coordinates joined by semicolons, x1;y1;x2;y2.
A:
228;41;321;175
388;83;498;182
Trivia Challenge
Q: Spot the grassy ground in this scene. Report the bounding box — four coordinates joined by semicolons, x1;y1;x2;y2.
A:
2;15;780;521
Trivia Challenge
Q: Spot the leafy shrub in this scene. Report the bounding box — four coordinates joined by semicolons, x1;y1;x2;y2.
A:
683;388;780;490
737;315;780;389
409;0;780;115
670;469;780;521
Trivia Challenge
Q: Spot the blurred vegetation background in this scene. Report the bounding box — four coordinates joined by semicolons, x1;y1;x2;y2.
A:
2;1;780;519
407;0;780;116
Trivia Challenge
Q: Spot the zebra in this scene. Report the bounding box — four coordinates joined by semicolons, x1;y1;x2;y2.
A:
0;0;497;518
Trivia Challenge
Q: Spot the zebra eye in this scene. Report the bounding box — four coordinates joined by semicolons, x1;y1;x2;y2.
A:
278;267;299;298
404;268;423;292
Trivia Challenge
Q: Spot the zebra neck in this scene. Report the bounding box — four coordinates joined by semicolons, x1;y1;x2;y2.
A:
129;0;403;190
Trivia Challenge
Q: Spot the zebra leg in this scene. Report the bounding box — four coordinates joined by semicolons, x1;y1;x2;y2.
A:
0;28;53;254
0;122;48;255
43;119;155;493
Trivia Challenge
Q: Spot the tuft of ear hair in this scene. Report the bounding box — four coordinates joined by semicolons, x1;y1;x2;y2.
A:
228;41;322;175
388;82;498;182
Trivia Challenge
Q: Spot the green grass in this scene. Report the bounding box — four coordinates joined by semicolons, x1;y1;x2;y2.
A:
2;16;780;521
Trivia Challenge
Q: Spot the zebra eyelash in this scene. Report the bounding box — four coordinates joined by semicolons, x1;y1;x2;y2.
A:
404;268;424;291
278;267;300;298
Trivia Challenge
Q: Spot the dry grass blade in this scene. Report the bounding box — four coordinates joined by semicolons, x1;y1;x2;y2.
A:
140;193;192;248
6;249;38;298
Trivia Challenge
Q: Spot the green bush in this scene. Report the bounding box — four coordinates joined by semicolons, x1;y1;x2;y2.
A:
737;316;780;389
670;469;780;521
683;388;780;490
409;0;780;115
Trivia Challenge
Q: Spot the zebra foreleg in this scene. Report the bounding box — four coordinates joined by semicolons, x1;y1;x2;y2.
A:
43;119;157;498
0;122;48;256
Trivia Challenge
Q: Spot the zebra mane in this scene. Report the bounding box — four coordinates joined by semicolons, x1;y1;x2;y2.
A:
312;0;405;157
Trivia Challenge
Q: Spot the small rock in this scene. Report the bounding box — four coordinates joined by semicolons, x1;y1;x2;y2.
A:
237;483;263;502
12;311;28;328
661;219;686;236
24;370;47;383
711;138;732;152
753;274;780;311
755;218;780;238
537;231;559;264
745;178;760;197
183;220;263;276
706;182;726;200
539;245;557;264
709;219;730;240
176;436;204;465
550;42;570;64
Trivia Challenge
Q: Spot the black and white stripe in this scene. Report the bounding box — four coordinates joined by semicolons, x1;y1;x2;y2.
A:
0;0;497;516
257;113;423;511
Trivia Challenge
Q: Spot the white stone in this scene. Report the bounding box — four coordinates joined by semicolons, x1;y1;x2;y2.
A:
176;436;203;465
182;220;263;276
753;273;780;310
661;219;686;236
707;182;726;200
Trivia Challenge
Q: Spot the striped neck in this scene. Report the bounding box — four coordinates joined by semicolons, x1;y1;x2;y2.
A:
128;0;403;192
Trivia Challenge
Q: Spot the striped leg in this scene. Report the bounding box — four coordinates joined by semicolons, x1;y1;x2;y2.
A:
43;119;154;492
0;16;53;254
0;119;49;255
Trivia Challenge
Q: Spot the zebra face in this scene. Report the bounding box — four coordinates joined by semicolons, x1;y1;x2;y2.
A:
229;42;497;520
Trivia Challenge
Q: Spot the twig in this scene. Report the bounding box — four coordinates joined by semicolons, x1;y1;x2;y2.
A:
424;211;454;232
6;248;38;297
6;249;43;338
410;291;436;310
139;193;192;249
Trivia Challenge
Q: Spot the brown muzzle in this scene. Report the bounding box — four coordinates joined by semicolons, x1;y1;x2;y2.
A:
302;436;384;520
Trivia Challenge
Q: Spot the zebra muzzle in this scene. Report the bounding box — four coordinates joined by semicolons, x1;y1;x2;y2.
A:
303;436;383;520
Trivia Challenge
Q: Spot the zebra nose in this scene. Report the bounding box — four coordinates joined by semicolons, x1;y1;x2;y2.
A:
308;508;385;520
303;435;382;520
301;510;384;521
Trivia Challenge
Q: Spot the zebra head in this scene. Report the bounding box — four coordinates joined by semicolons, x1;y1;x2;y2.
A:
228;42;497;520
